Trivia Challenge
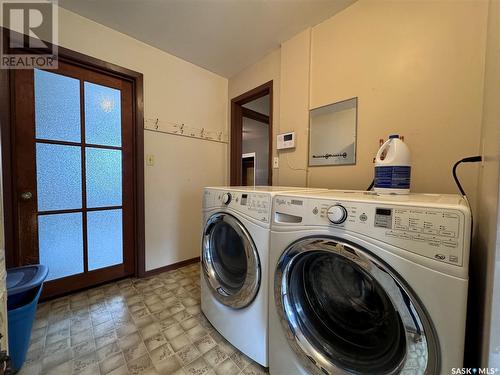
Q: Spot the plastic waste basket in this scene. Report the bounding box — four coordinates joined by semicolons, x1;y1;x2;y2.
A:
6;265;48;371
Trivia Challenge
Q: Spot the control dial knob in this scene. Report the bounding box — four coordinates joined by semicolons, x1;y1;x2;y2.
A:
327;204;348;224
222;193;232;205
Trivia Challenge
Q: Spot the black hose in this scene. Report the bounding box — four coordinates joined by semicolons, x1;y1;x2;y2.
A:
452;156;482;196
366;180;374;191
452;156;482;239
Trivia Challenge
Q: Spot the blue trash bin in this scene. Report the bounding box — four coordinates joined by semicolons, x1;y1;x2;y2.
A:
6;265;48;371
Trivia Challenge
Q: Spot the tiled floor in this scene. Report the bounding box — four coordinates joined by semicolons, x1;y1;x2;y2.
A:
19;263;269;375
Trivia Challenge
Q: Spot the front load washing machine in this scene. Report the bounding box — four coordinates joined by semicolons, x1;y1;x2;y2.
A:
201;186;326;367
269;190;471;375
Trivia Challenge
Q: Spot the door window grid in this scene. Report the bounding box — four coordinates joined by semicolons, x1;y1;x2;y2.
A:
34;68;124;280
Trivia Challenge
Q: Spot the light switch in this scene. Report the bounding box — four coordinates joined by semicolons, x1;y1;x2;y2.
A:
146;154;155;166
273;157;279;169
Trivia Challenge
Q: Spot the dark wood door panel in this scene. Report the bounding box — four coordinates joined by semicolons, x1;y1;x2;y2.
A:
11;60;137;299
12;69;38;265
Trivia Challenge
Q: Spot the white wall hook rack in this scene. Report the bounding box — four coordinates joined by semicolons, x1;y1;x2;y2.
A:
144;118;228;144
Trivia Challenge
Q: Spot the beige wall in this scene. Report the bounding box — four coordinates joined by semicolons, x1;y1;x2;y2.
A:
228;49;281;185
309;0;487;202
474;0;500;367
57;8;228;271
229;0;488;206
278;29;312;187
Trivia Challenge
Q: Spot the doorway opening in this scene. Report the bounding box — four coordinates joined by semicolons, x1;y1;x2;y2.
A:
0;33;145;300
242;153;256;186
230;81;272;186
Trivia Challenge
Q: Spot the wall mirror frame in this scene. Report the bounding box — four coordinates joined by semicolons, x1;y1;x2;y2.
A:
308;97;358;167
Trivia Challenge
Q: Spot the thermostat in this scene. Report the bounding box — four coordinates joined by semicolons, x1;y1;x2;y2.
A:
277;132;295;150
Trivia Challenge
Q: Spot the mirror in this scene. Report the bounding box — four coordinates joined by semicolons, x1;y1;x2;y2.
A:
309;97;357;166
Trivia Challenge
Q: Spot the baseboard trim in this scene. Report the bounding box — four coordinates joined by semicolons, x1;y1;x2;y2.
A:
142;257;200;277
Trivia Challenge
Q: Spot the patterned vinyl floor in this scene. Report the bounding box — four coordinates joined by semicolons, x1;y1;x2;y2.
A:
18;263;269;375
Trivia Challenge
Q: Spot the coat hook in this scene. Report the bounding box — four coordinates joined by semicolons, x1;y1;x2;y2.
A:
155;118;159;130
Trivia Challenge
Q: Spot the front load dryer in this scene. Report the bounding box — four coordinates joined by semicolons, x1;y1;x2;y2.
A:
269;190;471;375
201;186;326;367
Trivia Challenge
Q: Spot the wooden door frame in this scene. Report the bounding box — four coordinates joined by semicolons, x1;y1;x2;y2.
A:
0;28;147;280
230;81;273;186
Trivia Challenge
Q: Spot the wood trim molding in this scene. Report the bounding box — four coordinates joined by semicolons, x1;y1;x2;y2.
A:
242;107;269;124
230;80;273;186
230;101;243;185
134;75;146;278
267;82;273;186
0;36;15;267
232;81;271;105
142;257;200;278
1;27;143;81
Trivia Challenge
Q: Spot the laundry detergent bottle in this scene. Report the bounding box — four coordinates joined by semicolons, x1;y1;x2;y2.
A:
374;134;411;194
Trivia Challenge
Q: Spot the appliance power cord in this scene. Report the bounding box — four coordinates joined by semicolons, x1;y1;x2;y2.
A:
452;155;482;239
453;156;482;197
366;179;374;191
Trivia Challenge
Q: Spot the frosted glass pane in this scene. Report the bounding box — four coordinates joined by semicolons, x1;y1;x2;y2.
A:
86;148;122;208
34;69;81;142
88;209;123;271
36;143;82;211
39;213;84;281
85;82;121;147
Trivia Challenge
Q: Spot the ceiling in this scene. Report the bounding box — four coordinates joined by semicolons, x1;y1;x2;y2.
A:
242;95;270;116
58;0;356;78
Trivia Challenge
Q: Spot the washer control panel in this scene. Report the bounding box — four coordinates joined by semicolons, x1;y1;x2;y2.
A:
204;189;271;223
327;205;348;224
274;196;469;266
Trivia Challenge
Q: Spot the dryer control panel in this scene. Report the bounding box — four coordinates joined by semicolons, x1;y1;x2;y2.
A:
273;196;470;266
204;189;272;224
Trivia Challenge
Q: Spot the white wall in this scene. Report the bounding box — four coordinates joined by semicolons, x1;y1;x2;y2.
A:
57;8;228;271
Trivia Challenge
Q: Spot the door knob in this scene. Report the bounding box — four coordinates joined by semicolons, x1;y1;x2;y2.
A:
20;191;33;200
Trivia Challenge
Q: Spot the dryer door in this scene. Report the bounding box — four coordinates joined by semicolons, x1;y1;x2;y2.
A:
275;237;439;375
202;213;260;309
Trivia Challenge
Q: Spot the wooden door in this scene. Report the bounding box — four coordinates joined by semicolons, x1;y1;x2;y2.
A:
11;60;135;298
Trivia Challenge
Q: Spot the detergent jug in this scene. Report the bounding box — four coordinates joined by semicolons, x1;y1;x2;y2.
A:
374;135;411;194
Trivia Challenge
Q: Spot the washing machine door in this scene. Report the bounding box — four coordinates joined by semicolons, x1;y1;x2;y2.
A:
275;237;440;375
202;212;260;309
